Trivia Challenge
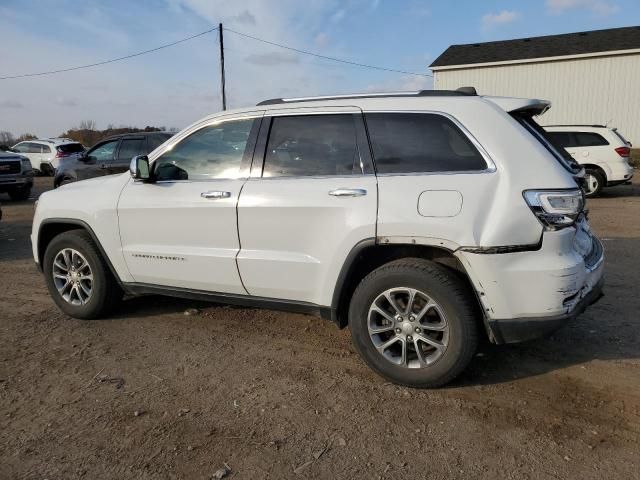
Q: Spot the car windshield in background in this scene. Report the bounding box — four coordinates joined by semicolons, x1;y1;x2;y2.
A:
511;113;582;175
57;143;84;153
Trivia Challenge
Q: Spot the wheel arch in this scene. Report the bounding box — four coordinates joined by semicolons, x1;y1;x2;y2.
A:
330;240;485;332
37;219;123;286
582;163;609;181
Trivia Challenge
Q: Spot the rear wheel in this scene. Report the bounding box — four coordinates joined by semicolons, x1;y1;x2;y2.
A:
584;169;605;197
43;230;122;319
349;258;479;388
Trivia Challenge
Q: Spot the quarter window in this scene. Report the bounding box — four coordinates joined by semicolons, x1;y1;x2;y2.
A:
365;113;487;174
263;114;361;177
154;119;255;181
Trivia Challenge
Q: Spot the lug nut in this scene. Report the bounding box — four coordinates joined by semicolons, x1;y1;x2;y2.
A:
415;327;421;333
395;328;401;334
409;315;415;321
407;335;413;342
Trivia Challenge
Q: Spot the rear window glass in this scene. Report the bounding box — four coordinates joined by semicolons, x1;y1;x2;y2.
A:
365;113;486;174
57;143;84;153
512;114;582;174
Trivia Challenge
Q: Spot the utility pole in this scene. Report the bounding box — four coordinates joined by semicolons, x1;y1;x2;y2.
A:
218;23;227;111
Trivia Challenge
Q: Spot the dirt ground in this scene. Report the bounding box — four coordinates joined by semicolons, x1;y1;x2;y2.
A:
1;177;639;480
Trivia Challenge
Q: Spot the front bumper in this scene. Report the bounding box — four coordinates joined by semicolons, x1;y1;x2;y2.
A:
0;174;34;191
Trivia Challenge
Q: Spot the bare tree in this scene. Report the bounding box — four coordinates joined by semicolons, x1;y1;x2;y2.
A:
78;119;97;131
0;131;15;145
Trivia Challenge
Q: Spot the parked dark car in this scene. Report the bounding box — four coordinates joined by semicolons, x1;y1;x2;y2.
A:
53;132;173;188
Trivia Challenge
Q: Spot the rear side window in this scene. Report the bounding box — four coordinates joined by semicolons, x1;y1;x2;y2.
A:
547;131;575;148
574;132;609;147
118;138;145;162
365;113;487;174
57;143;84;154
263;114;361;177
41;144;51;153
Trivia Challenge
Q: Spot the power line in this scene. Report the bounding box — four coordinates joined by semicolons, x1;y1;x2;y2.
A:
224;27;433;78
0;26;219;80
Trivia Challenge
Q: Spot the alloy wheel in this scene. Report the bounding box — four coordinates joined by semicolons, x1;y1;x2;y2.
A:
52;248;94;306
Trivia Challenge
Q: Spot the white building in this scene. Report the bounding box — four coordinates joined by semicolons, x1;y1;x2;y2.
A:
430;26;640;143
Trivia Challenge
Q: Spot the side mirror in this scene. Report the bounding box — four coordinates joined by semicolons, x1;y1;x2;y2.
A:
130;155;151;181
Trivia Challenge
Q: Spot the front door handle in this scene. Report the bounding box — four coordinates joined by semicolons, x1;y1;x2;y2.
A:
201;191;231;199
329;188;367;197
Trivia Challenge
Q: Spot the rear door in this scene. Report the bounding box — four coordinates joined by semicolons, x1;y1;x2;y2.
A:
237;107;377;306
113;136;145;175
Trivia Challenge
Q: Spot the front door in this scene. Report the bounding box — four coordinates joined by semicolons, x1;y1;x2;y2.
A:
117;113;263;293
237;109;378;306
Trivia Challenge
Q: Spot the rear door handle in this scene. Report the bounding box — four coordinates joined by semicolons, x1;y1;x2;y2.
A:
329;188;367;197
201;191;231;199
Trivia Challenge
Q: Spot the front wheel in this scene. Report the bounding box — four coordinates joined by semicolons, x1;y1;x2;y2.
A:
349;258;479;388
43;230;122;319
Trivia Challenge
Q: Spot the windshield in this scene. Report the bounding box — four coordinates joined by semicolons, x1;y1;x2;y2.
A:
511;113;582;175
57;143;85;154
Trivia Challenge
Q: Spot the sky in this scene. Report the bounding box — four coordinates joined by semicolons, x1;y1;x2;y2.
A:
0;0;638;137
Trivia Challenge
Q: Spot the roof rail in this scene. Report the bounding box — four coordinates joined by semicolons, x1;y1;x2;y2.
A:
256;87;477;106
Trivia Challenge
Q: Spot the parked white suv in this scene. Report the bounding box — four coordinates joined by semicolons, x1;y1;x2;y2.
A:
545;125;634;197
31;90;604;387
13;138;85;175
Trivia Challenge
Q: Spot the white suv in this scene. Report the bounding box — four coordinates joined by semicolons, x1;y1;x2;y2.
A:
545;125;634;197
13;138;85;175
31;90;604;387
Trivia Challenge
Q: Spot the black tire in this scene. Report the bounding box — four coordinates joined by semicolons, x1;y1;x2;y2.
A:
8;187;31;201
584;168;605;197
349;258;479;388
43;230;123;319
58;177;74;188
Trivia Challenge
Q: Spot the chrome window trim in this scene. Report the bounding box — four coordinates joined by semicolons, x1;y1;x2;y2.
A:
363;109;497;174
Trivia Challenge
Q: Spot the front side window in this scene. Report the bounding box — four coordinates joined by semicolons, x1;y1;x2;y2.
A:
13;143;28;153
366;113;487;174
547;131;576;148
262;114;361;177
154;119;254;181
88;140;118;163
117;138;145;163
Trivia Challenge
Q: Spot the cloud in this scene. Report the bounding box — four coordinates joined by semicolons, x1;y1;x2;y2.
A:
314;32;330;48
0;99;23;108
245;51;299;65
546;0;619;16
481;10;521;28
330;9;346;23
232;9;256;25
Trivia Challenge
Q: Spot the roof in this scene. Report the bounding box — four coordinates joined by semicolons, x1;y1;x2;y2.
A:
103;131;173;141
430;26;640;68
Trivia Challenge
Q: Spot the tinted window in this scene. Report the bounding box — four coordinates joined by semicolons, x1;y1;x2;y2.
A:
263;115;360;177
547;131;576;148
574;132;608;147
13;143;29;153
146;134;171;152
117;138;145;162
57;143;84;154
154;119;254;181
41;144;51;153
366;113;486;174
89;140;118;163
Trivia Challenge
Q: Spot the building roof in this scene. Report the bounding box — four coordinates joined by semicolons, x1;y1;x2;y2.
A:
430;26;640;68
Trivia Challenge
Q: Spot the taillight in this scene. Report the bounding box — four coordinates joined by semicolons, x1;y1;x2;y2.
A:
615;146;630;157
55;150;70;158
523;189;584;230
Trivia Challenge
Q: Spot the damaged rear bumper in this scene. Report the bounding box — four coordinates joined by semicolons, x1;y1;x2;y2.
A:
488;275;604;344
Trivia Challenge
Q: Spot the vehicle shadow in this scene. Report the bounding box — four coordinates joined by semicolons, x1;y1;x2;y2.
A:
594;180;639;198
